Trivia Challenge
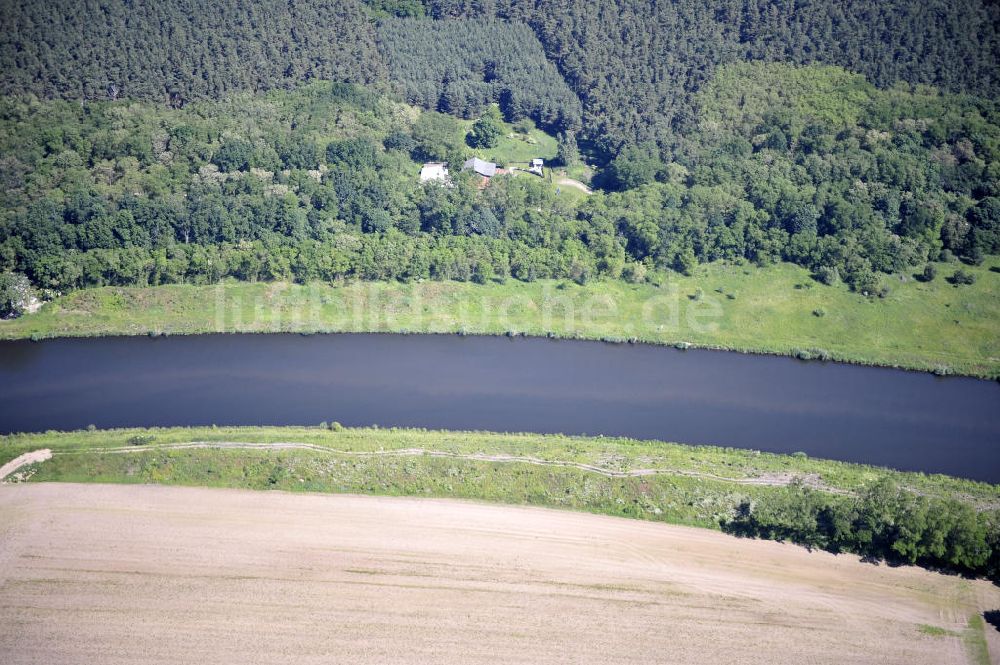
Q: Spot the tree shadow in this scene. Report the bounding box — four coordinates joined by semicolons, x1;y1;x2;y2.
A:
984;610;1000;632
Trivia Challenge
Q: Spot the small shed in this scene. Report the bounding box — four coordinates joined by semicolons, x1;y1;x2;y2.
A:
529;158;544;175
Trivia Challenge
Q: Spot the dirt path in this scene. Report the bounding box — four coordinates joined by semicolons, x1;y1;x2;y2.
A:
0;483;994;664
60;441;845;493
556;177;592;194
0;449;51;482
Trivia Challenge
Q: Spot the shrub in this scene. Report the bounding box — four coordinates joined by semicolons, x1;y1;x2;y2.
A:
813;265;839;285
948;269;976;285
569;261;590;285
812;308;825;317
0;271;31;318
328;421;343;431
513;118;534;135
468;107;504;149
921;264;937;282
127;434;155;446
851;269;884;296
965;246;985;266
471;259;494;284
621;262;647;283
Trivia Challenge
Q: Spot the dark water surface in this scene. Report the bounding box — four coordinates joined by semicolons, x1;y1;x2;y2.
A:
0;334;997;481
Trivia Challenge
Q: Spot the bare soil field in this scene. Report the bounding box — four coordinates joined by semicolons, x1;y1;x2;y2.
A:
0;483;997;664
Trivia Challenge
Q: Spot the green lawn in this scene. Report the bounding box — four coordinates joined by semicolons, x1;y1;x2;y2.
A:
564;163;595;183
458;117;558;166
3;426;997;527
3;259;998;377
551;176;592;205
457;113;575;201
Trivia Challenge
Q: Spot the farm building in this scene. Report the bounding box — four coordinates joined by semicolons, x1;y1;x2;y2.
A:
420;162;450;183
462;157;504;188
462;157;497;178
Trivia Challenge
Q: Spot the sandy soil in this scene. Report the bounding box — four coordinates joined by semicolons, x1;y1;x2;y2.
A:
0;483;996;664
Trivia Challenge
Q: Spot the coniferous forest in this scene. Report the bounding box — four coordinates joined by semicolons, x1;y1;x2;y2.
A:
377;18;582;132
0;0;383;103
424;0;1000;156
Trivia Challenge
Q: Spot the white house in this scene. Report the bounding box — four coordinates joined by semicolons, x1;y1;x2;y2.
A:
529;158;544;175
420;162;450;183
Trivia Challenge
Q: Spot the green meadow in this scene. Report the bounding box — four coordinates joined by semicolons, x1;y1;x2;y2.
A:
458;116;559;166
3;425;997;526
3;258;998;378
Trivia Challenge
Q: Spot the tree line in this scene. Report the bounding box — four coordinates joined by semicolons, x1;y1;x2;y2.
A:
725;477;1000;582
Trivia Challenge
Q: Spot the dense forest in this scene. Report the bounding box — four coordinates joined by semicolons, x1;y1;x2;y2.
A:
4;0;997;161
0;0;383;103
425;0;1000;157
0;83;605;290
595;64;1000;291
1;63;999;294
377;18;581;132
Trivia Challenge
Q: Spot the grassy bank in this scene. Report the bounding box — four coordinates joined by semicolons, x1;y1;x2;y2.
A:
3;425;998;524
2;259;998;377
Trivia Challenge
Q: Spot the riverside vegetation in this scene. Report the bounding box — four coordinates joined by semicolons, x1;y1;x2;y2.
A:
2;258;998;378
3;425;1000;583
